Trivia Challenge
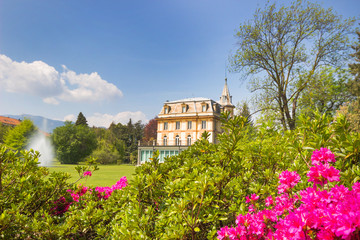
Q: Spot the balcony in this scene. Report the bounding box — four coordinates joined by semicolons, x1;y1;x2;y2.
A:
138;139;191;147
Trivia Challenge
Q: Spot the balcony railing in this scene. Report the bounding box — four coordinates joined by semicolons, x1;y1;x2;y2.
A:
138;140;192;147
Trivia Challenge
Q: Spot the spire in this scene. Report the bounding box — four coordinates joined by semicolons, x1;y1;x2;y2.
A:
219;78;232;106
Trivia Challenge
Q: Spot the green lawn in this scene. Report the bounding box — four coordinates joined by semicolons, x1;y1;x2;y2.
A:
48;161;136;187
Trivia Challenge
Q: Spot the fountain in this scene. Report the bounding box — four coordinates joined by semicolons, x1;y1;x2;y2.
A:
26;118;55;166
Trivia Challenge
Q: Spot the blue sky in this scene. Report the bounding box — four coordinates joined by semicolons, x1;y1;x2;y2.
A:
0;0;359;127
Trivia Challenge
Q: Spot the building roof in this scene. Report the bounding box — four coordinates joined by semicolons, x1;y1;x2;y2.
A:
0;116;21;126
165;97;212;104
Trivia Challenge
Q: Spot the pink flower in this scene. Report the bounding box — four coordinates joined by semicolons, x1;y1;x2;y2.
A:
265;196;274;206
248;204;255;212
311;148;336;165
217;146;360;240
352;182;360;193
83;171;92;177
307;163;340;186
217;226;231;240
71;193;80;202
278;171;300;194
245;194;259;203
95;176;128;200
279;170;301;188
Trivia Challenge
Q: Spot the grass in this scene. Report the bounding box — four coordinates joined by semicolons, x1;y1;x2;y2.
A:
48;161;136;187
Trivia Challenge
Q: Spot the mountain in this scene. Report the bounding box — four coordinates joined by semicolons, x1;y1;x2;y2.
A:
4;114;65;133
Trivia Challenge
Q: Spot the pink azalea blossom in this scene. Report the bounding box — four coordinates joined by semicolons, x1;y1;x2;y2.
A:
307;163;340;186
353;182;360;193
52;176;128;216
245;194;259;203
217;148;360;240
311;148;336;165
217;226;231;240
279;170;301;188
83;171;92;177
278;171;300;193
265;196;274;206
248;204;255;212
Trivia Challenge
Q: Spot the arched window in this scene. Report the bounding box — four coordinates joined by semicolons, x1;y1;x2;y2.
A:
187;135;191;146
175;135;180;146
163;136;167;146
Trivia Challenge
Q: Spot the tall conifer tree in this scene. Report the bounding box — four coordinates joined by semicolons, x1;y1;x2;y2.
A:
75;112;88;126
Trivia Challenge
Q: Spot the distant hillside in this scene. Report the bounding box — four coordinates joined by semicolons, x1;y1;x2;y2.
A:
5;114;65;133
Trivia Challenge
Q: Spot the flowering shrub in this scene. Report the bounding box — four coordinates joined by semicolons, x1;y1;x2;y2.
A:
217;148;360;240
95;176;128;200
3;113;359;239
51;176;128;216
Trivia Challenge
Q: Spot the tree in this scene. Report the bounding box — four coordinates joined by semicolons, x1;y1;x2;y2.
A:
75;112;88;126
349;30;360;97
52;122;97;164
341;29;360;131
298;67;353;117
142;117;157;143
231;0;355;130
0;123;11;144
90;139;121;164
236;102;253;126
337;102;360;132
108;119;144;164
4;119;36;150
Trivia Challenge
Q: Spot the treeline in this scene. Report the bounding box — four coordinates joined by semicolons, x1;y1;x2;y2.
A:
52;113;157;165
91;119;145;165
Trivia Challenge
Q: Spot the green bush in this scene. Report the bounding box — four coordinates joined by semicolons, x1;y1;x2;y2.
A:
92;112;359;239
0;145;70;239
1;112;359;239
90;139;121;164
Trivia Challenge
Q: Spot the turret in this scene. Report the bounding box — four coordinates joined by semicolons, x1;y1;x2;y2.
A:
219;78;235;116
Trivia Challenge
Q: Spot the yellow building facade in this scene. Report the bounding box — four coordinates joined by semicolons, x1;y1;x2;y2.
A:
156;97;223;146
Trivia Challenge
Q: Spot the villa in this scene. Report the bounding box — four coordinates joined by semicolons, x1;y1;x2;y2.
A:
137;78;235;164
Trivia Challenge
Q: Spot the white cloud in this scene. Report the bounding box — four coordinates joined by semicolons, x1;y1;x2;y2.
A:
63;111;148;128
63;114;76;122
0;55;62;97
59;66;123;102
43;97;60;105
87;111;148;128
0;54;123;104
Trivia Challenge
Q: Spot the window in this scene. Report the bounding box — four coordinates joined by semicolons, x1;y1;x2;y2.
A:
175;135;180;146
187;121;192;129
164;107;168;114
176;121;180;130
201;120;206;129
187;135;191;145
202;104;207;112
182;106;186;113
163;136;167;146
164;122;168;130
